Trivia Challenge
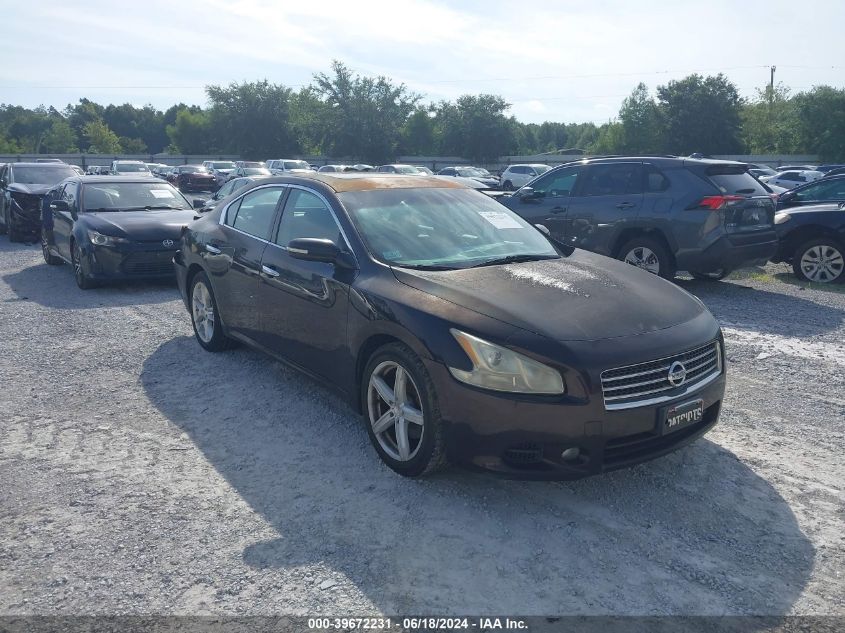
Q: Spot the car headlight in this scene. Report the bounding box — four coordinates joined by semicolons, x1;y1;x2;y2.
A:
88;230;129;246
774;213;791;225
448;329;565;394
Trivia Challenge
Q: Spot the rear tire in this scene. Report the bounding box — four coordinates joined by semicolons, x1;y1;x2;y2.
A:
617;236;676;280
690;269;730;281
190;271;236;351
502;180;514;191
792;237;845;284
361;343;448;477
42;234;63;265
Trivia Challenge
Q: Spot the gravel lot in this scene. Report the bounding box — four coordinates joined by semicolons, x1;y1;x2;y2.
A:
0;239;843;617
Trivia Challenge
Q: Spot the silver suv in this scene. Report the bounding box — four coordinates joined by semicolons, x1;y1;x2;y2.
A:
500;164;551;191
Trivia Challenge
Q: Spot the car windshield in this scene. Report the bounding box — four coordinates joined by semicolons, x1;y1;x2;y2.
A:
244;168;271;175
13;165;77;184
284;161;310;170
534;165;551;175
182;166;209;173
390;166;419;174
242;162;264;168
340;188;559;269
115;163;149;173
82;182;190;212
457;167;490;177
210;162;235;169
415;167;434;175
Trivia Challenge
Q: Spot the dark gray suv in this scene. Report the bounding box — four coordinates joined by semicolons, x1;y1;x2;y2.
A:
499;157;778;280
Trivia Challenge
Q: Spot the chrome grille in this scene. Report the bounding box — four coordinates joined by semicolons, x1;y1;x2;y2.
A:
601;341;721;410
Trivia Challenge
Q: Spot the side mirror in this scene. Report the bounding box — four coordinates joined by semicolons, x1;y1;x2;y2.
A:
50;200;70;212
287;238;355;268
534;223;550;236
193;199;207;209
519;186;536;200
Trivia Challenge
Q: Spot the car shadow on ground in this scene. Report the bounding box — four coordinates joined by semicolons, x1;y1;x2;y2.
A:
677;276;844;336
1;241;179;309
141;335;814;615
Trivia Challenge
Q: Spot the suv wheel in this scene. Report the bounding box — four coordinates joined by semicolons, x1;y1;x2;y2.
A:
502;180;514;191
618;236;676;280
793;238;844;284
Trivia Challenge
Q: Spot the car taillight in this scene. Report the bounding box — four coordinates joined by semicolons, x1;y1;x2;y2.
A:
694;195;745;210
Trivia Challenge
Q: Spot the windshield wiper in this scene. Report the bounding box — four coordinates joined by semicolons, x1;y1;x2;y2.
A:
85;207;121;212
395;263;459;271
471;254;558;268
122;205;186;211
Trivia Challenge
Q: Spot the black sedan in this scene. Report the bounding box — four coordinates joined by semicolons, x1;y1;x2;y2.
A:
0;162;78;241
772;202;845;283
170;165;217;192
776;175;845;210
42;177;197;289
174;174;725;479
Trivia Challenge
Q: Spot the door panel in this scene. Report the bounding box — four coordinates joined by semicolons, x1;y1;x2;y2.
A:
505;166;582;239
256;187;352;384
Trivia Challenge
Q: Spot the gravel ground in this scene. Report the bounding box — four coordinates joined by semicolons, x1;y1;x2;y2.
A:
0;239;843;617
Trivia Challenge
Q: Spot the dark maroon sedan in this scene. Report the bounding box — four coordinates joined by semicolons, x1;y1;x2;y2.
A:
174;174;726;479
170;165;216;193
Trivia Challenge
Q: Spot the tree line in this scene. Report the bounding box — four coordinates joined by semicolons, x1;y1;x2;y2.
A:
1;61;843;163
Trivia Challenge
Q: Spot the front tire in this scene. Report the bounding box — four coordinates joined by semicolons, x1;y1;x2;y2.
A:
617;236;676;280
71;241;96;289
502;180;514;191
190;272;235;351
42;234;63;265
792;237;845;284
362;343;448;477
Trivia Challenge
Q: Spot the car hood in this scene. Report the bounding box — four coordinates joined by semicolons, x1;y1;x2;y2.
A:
82;209;197;240
391;250;708;342
8;183;54;196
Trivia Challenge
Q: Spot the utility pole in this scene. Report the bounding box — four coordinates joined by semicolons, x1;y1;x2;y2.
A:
769;65;777;97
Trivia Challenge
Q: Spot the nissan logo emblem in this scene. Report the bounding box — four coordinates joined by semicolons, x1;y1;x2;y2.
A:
162;239;175;248
667;361;687;386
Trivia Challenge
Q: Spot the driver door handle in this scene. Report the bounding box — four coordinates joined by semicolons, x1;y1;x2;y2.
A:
204;244;221;255
261;264;280;277
616;202;636;210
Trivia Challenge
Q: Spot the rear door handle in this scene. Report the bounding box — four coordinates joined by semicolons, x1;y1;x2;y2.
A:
616;202;636;210
205;244;222;255
261;264;280;277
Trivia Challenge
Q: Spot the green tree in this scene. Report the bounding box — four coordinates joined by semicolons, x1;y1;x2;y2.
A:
741;83;799;154
313;61;420;163
166;109;213;154
41;118;78;153
434;94;516;161
206;80;299;159
400;107;437;155
794;86;845;161
83;119;122;153
591;121;625;154
118;136;147;154
656;74;744;154
617;83;662;153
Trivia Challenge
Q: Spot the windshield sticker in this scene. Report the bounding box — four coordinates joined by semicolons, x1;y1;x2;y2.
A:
150;189;175;198
478;211;523;230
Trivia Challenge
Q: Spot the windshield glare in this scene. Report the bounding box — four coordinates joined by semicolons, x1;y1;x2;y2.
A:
115;163;149;172
244;168;271;175
13;166;77;184
284;161;310;170
340;188;558;269
211;162;235;169
82;182;190;211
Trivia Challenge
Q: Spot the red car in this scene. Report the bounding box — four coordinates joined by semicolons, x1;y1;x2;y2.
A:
169;165;217;192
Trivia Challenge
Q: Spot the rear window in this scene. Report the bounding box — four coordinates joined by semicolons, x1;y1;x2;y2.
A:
706;166;768;195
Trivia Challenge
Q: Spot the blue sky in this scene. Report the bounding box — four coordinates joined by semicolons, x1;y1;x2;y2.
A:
2;0;843;124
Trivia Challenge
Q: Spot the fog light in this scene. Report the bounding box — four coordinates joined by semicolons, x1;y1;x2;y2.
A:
561;447;580;461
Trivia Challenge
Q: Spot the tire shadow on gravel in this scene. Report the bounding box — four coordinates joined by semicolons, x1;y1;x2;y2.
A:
2;256;179;310
142;336;814;616
677;277;844;337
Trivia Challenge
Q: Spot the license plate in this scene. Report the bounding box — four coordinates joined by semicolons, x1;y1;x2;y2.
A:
664;399;703;434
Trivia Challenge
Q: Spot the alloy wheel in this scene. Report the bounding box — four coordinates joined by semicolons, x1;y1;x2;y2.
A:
72;244;84;283
367;361;425;462
799;244;844;283
192;281;215;343
623;246;661;275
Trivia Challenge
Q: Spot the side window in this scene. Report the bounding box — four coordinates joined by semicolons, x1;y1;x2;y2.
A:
512;166;526;175
531;167;580;198
442;168;455;176
644;166;670;192
62;183;78;210
275;189;342;247
580;164;644;196
227;187;284;239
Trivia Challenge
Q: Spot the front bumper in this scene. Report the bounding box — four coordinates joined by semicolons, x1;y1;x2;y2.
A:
85;242;179;280
10;197;44;234
677;232;778;273
425;327;727;480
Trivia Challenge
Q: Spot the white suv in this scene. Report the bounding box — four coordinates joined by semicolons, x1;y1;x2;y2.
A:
499;164;552;191
266;159;313;174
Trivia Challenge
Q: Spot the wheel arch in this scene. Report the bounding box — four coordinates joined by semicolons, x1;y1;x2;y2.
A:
781;225;845;261
611;226;676;263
